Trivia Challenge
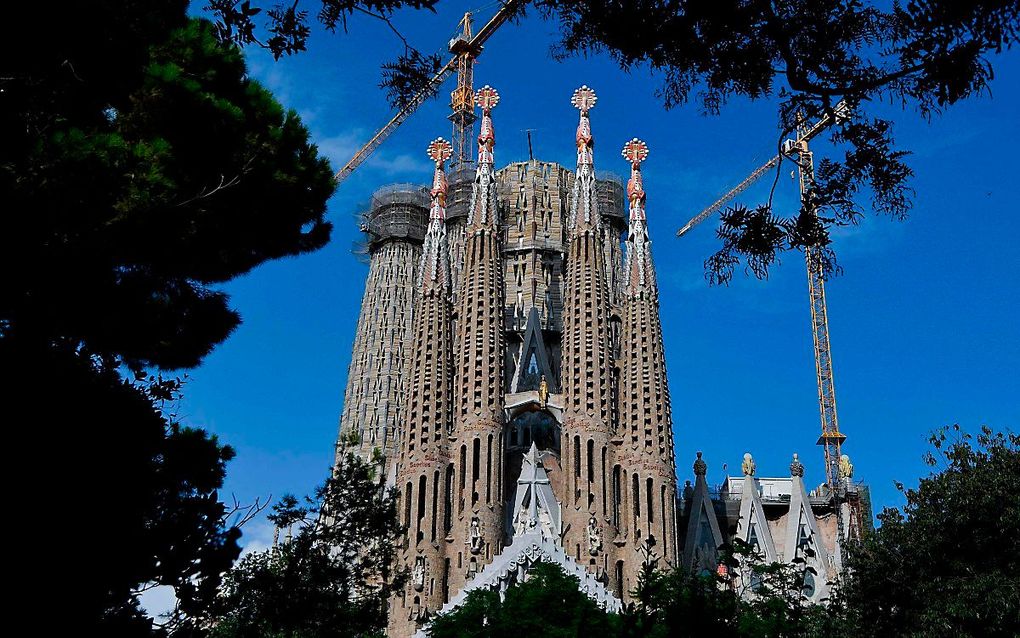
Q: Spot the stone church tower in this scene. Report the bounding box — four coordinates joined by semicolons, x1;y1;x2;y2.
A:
337;86;679;637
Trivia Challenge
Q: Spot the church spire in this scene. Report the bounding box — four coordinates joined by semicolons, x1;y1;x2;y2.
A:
420;138;454;291
560;85;616;586
449;85;507;594
569;85;599;235
468;85;500;230
387;137;458;637
617;138;678;578
622;138;654;294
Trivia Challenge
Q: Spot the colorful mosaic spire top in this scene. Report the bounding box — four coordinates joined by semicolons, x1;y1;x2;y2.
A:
427;137;453;220
572;85;597;169
476;85;499;167
622;138;649;222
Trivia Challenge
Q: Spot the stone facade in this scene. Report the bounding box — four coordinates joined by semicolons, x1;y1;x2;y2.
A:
337;86;679;637
679;451;872;603
337;186;428;469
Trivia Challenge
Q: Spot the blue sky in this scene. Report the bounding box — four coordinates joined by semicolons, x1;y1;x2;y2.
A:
181;1;1019;546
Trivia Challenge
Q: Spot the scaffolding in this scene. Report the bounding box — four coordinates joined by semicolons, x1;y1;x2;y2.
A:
596;171;626;221
445;167;477;220
358;184;430;249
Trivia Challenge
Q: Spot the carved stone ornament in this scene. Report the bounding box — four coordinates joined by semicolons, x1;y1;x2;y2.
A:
469;516;483;555
790;453;805;477
741;452;756;477
412;555;426;592
693;451;707;476
587;515;603;556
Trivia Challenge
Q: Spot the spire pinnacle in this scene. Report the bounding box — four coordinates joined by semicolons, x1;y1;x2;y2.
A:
568;86;599;234
571;86;597;170
622;138;653;292
427;138;453;221
622;138;648;222
468;86;499;229
475;85;499;168
420;137;453;290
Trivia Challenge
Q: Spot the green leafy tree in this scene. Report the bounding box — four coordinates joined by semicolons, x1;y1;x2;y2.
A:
208;450;405;638
623;544;841;638
427;561;620;638
620;562;741;638
842;425;1020;637
3;9;335;369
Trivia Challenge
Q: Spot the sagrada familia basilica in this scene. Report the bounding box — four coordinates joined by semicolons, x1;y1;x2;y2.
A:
335;85;870;637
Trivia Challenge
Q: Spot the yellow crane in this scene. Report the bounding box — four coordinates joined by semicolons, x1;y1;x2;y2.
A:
334;0;525;184
677;102;854;493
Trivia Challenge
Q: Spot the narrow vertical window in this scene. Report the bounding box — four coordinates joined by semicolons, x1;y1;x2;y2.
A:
431;470;439;542
444;464;454;533
612;465;621;528
647;477;655;525
416;475;427;543
486;434;493;503
632;474;641;520
405;482;413;528
472;438;480;505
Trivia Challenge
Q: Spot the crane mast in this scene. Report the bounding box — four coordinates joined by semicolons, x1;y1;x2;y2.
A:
448;13;478;169
677;102;860;523
792;116;846;492
333;0;524;184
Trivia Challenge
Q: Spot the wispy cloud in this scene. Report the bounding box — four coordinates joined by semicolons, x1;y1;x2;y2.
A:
316;130;432;178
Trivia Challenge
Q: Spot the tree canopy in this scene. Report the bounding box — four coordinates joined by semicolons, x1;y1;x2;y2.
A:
2;1;356;632
534;0;1018;282
209;450;405;638
427;561;620;638
842;426;1020;637
3;5;335;370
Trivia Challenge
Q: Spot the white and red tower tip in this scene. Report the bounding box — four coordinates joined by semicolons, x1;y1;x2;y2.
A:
622;138;649;222
475;85;499;167
427;137;453;220
571;85;597;168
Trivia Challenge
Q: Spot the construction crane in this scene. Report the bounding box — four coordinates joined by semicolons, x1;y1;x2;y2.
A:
334;0;525;184
677;104;849;238
676;101;853;490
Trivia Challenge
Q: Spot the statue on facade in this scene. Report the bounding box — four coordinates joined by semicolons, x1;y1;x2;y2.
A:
469;516;483;554
412;555;426;592
741;452;756;476
839;454;854;480
538;374;549;406
587;515;603;555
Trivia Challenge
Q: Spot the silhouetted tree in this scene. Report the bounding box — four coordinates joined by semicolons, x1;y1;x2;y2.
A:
2;1;345;632
209;450;405;638
532;0;1018;282
3;8;334;370
1;344;244;635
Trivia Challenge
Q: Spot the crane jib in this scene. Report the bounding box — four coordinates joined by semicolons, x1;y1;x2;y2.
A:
334;0;527;185
675;100;848;236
